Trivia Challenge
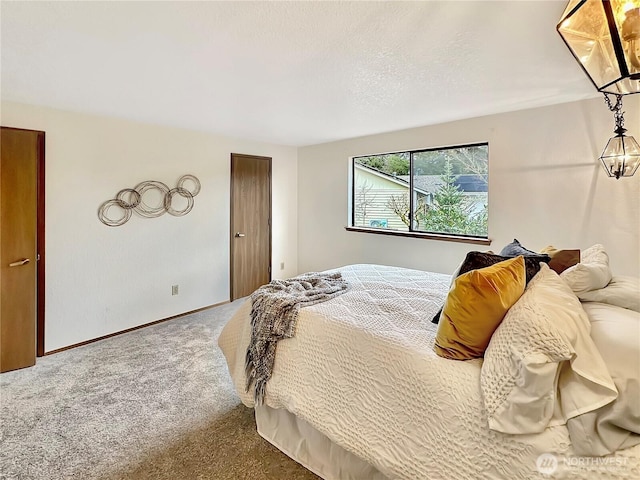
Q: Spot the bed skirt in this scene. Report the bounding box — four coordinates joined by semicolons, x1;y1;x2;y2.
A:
255;405;390;480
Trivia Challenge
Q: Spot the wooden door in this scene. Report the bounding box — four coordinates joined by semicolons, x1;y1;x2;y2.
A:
230;154;272;300
1;127;43;372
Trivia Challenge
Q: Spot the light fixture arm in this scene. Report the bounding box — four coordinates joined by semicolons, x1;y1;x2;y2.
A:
603;93;627;136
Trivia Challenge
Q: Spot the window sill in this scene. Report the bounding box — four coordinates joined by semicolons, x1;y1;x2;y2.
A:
344;226;492;246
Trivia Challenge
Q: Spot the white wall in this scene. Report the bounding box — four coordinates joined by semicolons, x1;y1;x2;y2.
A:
1;102;298;352
298;96;640;278
4;96;638;352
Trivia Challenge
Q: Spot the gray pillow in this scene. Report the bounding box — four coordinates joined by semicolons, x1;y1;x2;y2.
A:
500;239;545;258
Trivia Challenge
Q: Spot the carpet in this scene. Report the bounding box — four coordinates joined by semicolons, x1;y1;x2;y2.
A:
0;300;320;480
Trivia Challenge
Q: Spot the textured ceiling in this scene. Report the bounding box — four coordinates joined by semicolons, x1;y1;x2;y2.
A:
1;1;596;146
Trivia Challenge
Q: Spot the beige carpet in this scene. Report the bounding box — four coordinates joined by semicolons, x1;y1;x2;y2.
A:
0;300;320;480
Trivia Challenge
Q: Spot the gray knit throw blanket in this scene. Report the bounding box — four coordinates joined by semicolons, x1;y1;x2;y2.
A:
245;272;349;404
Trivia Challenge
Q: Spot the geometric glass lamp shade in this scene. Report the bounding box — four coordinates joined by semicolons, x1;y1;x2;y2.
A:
557;0;640;95
599;93;640;178
599;128;640;178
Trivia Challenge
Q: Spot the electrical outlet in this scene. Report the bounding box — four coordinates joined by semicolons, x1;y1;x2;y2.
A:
280;262;285;270
172;285;179;296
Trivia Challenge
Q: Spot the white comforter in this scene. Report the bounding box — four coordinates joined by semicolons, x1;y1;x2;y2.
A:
218;264;640;479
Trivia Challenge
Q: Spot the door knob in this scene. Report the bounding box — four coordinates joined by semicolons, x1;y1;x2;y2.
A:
235;232;246;237
9;258;30;267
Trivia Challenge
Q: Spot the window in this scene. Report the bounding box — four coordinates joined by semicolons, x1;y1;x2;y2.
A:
351;143;488;240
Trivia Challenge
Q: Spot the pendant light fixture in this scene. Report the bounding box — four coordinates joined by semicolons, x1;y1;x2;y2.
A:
557;0;640;178
599;93;640;178
557;0;640;95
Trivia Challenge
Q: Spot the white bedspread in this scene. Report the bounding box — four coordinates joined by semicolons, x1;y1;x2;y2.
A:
218;264;640;479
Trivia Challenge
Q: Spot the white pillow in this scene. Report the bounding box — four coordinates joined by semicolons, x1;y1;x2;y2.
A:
578;276;640;312
560;244;612;295
481;264;617;435
567;303;640;455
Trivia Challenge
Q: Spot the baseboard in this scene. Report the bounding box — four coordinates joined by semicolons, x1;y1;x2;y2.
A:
44;301;229;356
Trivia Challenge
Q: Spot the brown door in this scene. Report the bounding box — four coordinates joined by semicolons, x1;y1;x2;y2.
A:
1;127;44;372
230;153;272;300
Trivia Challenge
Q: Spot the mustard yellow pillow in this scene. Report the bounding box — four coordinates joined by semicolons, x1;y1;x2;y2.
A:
434;256;526;360
540;245;560;257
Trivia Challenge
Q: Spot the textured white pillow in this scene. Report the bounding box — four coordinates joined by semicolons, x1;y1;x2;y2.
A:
481;264;617;435
560;244;612;295
579;276;640;312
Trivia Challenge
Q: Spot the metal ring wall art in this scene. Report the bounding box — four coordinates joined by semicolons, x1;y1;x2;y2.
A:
98;174;201;227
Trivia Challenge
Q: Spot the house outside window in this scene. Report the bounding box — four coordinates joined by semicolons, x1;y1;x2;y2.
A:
352;143;488;239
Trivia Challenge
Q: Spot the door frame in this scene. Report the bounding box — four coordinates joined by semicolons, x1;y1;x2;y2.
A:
229;153;272;301
1;127;46;356
36;131;45;357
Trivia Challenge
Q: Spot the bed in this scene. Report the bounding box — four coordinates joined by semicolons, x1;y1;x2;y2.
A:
218;262;640;479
